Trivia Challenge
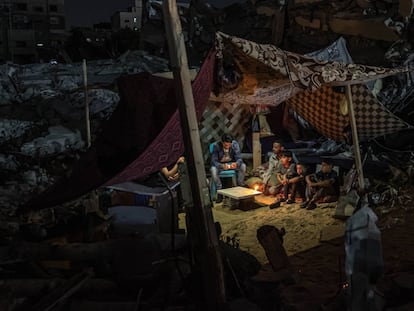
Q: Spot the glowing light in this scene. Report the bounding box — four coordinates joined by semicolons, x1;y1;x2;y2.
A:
254;185;259;191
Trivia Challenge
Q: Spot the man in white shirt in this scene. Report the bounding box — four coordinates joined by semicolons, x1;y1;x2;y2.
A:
262;142;284;195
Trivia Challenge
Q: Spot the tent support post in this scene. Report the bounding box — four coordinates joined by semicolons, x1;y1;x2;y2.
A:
346;84;365;191
82;59;91;148
253;132;262;168
162;1;227;310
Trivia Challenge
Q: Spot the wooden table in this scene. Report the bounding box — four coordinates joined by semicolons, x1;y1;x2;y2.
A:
217;186;262;210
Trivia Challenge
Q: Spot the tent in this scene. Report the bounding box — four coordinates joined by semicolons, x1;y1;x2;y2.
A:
214;32;410;142
23;33;411;211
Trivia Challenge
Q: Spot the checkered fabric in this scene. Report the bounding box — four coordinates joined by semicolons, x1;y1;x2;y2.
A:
352;84;409;139
289;84;409;142
199;101;251;162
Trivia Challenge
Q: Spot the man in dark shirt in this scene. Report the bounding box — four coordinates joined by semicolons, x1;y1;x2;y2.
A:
269;150;296;209
302;159;340;210
211;134;246;202
285;162;307;204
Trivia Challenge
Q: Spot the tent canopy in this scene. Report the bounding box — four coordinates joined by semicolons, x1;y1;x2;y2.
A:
215;32;411;141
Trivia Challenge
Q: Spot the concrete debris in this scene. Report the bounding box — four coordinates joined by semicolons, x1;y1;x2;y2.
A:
20;126;84;157
0;119;35;143
51;89;120;121
0;51;169;105
0;49;171;215
22;169;49;187
0;154;19;171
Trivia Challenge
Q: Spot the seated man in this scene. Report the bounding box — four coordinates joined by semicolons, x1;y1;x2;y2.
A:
161;156;191;211
285;162;307;204
211;134;247;203
302;159;340;210
161;156;186;182
269;150;296;209
262;141;284;195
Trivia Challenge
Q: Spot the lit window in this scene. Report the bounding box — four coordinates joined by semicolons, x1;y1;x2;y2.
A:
133;17;137;23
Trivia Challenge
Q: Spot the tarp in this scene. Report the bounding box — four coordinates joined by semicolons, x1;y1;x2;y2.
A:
22;49;216;211
215;32;410;141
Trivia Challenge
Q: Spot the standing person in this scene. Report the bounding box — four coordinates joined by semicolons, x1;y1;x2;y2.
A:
269;151;296;209
302;159;340;210
262;142;284;195
211;134;246;203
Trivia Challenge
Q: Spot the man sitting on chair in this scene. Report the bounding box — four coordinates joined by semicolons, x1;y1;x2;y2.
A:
211;134;246;203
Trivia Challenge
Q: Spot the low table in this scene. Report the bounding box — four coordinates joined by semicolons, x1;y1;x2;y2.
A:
217;186;262;210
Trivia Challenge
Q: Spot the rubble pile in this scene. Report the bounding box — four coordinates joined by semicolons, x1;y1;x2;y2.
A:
0;51;171;215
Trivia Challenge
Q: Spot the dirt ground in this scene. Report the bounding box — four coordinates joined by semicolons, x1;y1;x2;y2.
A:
180;194;343;264
179;192;414;310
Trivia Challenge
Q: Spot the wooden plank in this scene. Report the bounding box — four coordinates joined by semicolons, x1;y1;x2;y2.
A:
82;59;91;148
257;225;291;272
252;132;262;169
162;1;227;310
152;69;198;80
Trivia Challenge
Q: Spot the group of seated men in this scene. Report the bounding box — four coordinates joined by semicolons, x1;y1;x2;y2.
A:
263;141;340;210
210;135;340;210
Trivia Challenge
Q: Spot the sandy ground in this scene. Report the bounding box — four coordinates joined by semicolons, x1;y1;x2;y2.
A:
179;190;414;310
179;194;345;264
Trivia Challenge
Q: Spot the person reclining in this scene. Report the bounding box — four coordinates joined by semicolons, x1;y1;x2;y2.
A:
302;159;340;210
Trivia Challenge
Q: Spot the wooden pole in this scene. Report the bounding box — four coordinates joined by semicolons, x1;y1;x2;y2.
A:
345;84;365;191
162;1;227;310
252;132;262;168
82;59;91;148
